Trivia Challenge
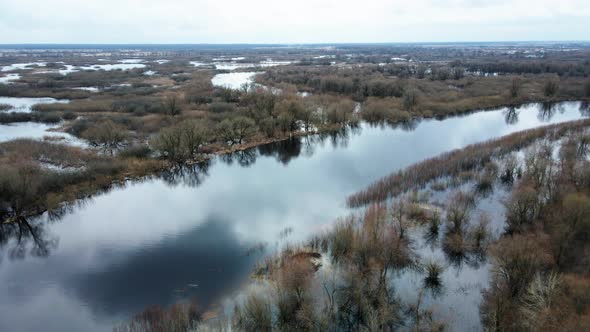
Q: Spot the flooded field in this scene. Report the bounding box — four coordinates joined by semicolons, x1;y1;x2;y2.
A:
0;101;586;331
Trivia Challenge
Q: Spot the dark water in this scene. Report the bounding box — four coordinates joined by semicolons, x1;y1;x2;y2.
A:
0;102;587;331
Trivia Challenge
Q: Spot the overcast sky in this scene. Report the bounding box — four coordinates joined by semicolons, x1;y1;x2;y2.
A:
0;0;589;44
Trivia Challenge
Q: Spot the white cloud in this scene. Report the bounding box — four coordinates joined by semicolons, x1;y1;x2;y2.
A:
0;0;588;43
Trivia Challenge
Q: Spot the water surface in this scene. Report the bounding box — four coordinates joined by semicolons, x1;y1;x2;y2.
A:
0;121;86;145
0;73;21;84
0;96;69;113
0;102;586;331
211;72;258;89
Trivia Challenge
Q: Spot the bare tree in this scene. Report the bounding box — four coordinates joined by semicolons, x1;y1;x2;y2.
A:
510;77;522;98
543;79;559;97
82;120;128;154
163;95;182;116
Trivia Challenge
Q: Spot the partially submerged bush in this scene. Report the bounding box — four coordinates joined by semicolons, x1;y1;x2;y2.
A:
234;294;273;332
82;120;129;154
504;184;540;233
0;139;133;221
446;191;475;234
233;204;414;331
423;261;445;287
347;119;590;207
114;300;202;332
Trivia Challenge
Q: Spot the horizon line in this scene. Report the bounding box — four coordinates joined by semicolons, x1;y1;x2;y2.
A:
1;40;590;46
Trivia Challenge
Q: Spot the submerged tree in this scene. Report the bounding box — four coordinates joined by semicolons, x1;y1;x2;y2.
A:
82;120;129;154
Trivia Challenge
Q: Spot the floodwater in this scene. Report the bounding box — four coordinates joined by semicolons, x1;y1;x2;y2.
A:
78;63;146;71
211;72;259;89
0;73;21;84
192;59;292;71
1;62;47;72
0;121;85;146
72;87;100;92
0;102;587;331
0;96;69;113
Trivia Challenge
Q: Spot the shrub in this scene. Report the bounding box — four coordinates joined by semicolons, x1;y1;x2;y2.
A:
119;145;152;159
62;112;77;120
111;98;164;114
402;88;419;112
551;193;590;267
38;112;61;124
185;80;214;104
446;191;474;234
151;120;210;161
82;120;129;154
151;126;183;160
543;79;559;97
362;98;410;123
505;184;540;233
162;95;182;116
365;79;405;97
510;77;522;98
452;67;465;80
0;112;33;124
519;272;563;330
469;213;491;250
113;300;202;332
208;102;236;113
180;121;210;158
215;116;257;146
326;99;355;124
234;294;273;331
215;87;241;103
423;261;444;287
68;118;91;137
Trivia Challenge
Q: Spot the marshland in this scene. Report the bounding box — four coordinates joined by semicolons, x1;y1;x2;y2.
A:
0;42;590;332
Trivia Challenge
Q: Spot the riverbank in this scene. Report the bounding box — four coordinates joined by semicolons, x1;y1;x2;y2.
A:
2;99;587;226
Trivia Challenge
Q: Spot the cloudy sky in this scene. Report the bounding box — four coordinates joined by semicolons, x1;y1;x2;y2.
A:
0;0;589;44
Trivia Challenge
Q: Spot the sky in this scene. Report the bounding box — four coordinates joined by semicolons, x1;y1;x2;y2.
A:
0;0;589;44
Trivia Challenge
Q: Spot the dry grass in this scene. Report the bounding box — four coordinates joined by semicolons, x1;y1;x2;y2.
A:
347;118;590;207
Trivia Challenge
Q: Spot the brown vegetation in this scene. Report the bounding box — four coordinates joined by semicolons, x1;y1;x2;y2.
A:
347;118;590;207
0;139;163;224
232;203;448;331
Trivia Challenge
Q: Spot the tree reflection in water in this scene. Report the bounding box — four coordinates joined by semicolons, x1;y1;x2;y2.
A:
365;118;422;132
220;148;257;167
160;160;212;188
258;138;302;165
580;101;590;117
503;106;520;125
0;217;58;262
219;124;365;167
538;102;565;122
